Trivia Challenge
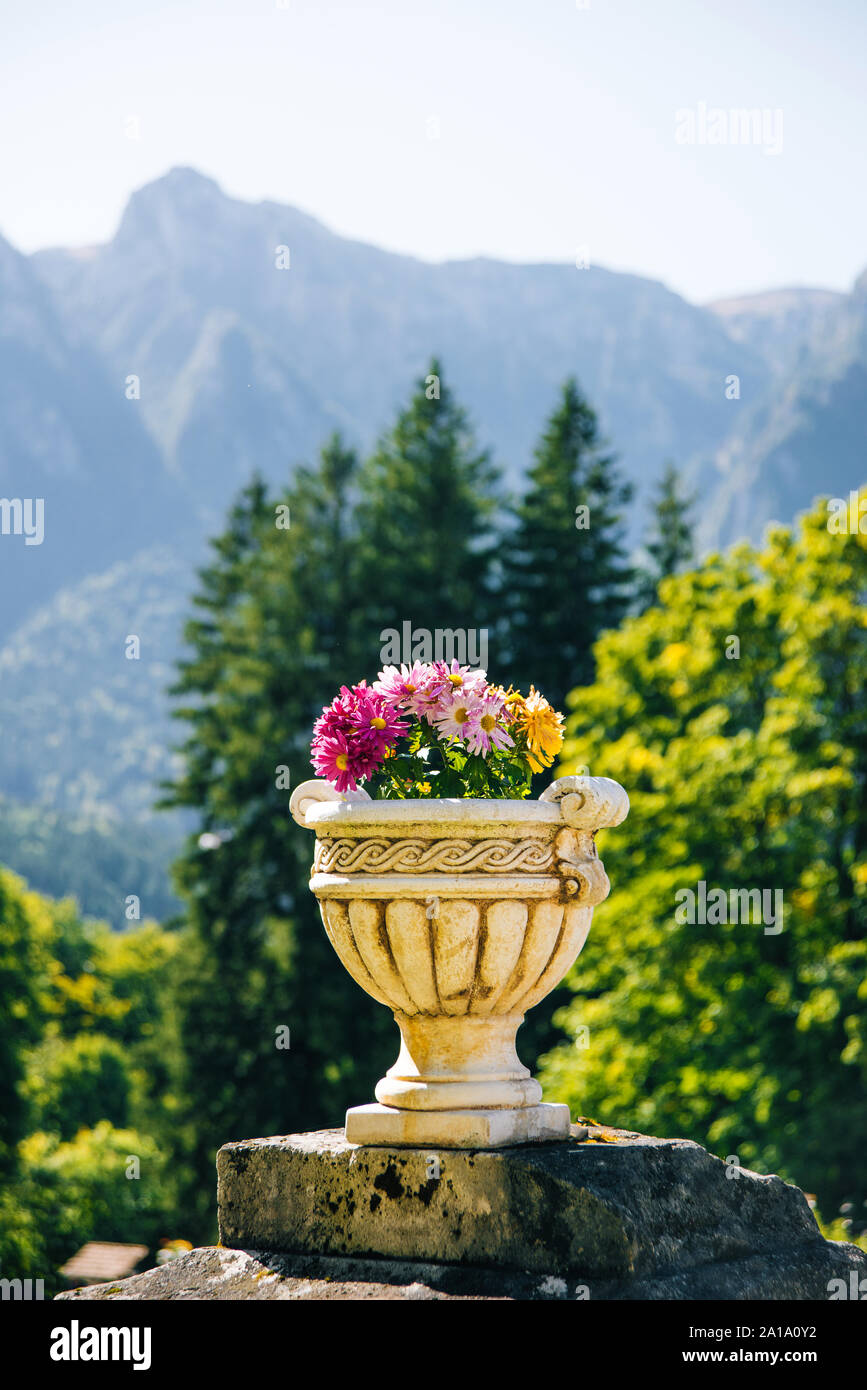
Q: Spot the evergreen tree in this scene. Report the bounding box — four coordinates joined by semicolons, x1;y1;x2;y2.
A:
160;372;504;1228
160;444;394;1233
496;380;632;1066
502;379;633;713
291;431;363;683
637;462;695;610
353;358;501;663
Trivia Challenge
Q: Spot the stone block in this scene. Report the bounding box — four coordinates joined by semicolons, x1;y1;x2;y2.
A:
214;1123;866;1293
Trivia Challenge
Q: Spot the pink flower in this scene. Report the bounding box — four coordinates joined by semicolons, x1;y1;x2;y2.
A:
373;662;444;720
311;681;405;791
374;662;427;704
433;659;488;695
407;661;489;724
431;687;487;744
348;681;408;749
311;730;370;793
463;691;514;758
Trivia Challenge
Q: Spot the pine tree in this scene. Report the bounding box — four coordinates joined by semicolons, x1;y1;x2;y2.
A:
353;358;501;665
502;378;633;713
290;431;363;684
160;371;505;1226
637;462;695;610
160;444;394;1232
497;380;632;1068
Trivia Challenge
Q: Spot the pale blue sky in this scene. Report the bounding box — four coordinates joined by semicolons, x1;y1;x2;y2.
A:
1;0;864;302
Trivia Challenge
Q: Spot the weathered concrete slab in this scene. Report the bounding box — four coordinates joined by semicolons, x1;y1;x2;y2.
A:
55;1246;507;1301
56;1239;867;1302
59;1123;865;1300
214;1123;867;1293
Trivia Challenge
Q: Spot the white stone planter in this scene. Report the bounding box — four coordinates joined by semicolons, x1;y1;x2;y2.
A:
290;775;628;1147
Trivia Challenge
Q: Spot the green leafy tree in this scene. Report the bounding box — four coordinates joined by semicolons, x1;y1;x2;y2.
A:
539;494;867;1218
637;462;695;610
0;871;182;1281
22;1034;133;1139
502;379;633;712
18;1122;176;1290
0;869;49;1178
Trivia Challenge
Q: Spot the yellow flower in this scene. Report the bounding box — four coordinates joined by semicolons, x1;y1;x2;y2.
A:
494;685;529;723
418;781;431;794
515;686;565;773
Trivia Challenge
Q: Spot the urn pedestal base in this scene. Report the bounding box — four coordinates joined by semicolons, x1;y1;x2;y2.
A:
355;1011;569;1145
345;1100;571;1148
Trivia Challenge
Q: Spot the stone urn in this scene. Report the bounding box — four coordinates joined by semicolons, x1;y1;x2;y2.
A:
289;774;628;1147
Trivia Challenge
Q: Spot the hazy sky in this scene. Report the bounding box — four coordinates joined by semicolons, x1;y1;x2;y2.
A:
1;0;864;302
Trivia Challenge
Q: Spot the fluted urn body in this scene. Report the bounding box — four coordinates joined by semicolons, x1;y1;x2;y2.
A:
290;775;628;1147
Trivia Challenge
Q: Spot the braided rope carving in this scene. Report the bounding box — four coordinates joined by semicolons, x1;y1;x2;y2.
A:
314;836;555;875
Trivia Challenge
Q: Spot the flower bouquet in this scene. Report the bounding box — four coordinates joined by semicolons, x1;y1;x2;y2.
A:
292;658;629;1148
310;659;565;798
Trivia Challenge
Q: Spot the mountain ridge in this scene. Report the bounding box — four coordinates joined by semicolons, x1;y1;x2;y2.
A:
24;167;766;502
